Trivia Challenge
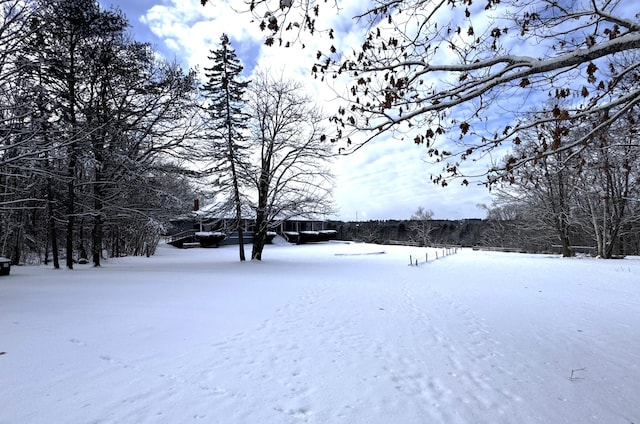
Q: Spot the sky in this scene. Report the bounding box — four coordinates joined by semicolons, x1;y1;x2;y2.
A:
97;0;494;221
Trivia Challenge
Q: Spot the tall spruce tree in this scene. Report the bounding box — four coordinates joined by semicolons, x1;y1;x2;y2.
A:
201;34;250;261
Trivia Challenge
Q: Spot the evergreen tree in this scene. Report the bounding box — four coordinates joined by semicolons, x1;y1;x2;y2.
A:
201;34;250;261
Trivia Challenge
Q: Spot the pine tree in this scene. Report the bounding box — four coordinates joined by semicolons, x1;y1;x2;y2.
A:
201;34;250;261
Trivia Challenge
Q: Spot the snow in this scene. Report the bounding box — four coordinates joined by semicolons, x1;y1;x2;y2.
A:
1;242;639;423
194;231;225;237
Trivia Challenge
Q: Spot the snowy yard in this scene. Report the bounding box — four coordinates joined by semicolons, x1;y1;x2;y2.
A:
1;242;639;423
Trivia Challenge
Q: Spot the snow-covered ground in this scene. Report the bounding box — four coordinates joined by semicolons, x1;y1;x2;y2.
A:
1;242;638;424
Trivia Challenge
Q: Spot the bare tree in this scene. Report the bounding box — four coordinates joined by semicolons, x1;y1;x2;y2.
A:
201;0;639;183
353;221;383;244
478;201;519;249
479;196;555;253
82;35;199;266
501;112;583;256
573;123;639;258
408;206;433;247
29;0;119;268
246;71;334;260
486;99;639;258
0;0;43;263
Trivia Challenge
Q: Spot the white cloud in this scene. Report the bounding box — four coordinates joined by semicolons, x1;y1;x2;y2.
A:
332;136;491;220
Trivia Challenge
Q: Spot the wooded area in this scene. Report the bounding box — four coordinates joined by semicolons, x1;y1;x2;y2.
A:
0;0;201;267
339;216;640;257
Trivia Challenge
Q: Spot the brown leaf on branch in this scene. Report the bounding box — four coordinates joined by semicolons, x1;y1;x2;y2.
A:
586;62;598;83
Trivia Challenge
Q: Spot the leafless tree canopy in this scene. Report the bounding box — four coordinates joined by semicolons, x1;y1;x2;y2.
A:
488;106;640;258
246;71;334;260
201;0;639;184
408;206;433;246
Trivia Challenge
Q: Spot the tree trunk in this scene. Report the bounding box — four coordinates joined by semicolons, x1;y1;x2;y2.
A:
92;133;104;267
66;155;76;269
252;228;267;260
227;109;245;261
231;165;245;261
559;236;571;258
236;219;245;261
252;204;267;260
78;217;88;261
252;168;270;260
586;195;604;257
92;214;102;267
555;216;572;257
47;179;60;269
65;45;78;270
11;218;23;266
600;198;608;258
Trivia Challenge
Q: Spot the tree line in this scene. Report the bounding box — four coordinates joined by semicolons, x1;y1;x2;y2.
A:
337;213;640;257
0;0;201;268
482;107;640;258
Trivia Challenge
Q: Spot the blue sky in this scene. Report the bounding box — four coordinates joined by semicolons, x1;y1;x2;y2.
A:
97;0;493;220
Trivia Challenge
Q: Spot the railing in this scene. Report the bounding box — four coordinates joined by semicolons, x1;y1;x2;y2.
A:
166;229;197;244
387;240;420;247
